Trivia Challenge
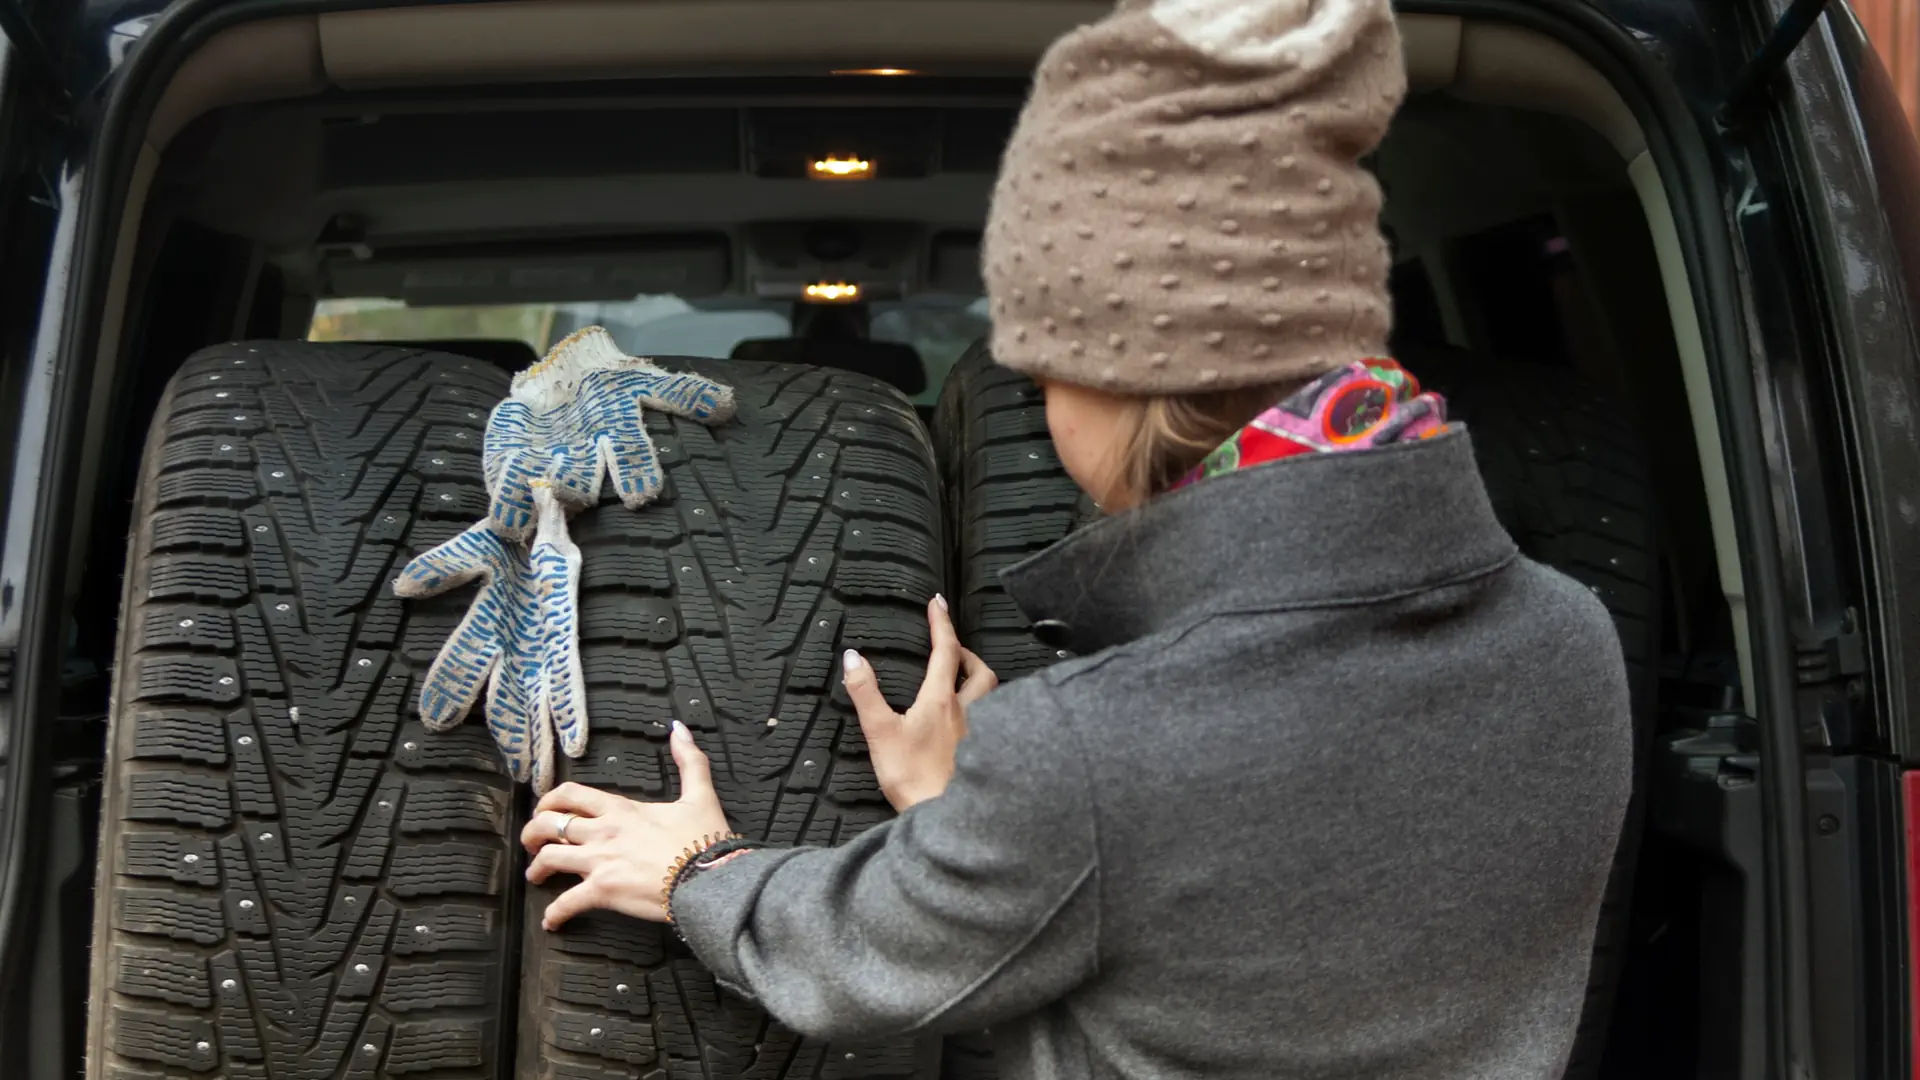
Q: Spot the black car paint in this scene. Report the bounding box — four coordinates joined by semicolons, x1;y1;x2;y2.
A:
0;0;1911;1077
1799;6;1920;765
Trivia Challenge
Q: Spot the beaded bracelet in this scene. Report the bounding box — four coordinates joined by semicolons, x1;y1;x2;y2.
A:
661;832;756;925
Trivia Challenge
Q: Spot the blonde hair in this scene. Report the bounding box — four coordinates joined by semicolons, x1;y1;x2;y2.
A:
1112;382;1303;503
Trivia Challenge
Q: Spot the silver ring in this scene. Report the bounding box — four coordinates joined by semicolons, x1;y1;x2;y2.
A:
555;813;576;845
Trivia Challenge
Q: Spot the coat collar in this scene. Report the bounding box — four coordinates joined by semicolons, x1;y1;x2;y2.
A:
1000;431;1519;655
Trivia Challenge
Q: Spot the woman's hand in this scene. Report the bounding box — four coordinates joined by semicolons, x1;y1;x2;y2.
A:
521;722;733;929
843;595;999;811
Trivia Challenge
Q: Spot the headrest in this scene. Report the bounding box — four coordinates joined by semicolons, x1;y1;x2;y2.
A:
729;338;927;396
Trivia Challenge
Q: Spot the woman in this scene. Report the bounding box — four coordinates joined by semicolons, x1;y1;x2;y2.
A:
521;1;1633;1076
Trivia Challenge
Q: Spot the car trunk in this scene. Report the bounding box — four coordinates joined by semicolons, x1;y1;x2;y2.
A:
1;1;1902;1078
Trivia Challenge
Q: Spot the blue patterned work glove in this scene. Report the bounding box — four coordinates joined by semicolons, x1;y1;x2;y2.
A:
395;483;585;793
483;326;737;539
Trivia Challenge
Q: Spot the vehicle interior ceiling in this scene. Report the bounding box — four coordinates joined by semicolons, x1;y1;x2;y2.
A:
49;1;1756;1072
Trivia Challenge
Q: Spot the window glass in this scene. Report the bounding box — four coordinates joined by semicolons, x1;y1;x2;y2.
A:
310;294;991;405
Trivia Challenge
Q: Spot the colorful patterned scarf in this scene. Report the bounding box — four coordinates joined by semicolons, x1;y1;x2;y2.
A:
1170;358;1450;491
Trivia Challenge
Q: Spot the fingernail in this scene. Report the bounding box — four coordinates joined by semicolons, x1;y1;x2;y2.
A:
934;593;949;612
843;649;862;673
671;720;686;737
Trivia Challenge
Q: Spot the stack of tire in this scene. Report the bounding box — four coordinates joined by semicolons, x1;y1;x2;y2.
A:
85;335;1653;1080
87;341;944;1080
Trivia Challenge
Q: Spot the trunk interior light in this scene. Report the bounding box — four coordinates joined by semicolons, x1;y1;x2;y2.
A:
804;282;863;303
833;68;917;76
810;155;875;180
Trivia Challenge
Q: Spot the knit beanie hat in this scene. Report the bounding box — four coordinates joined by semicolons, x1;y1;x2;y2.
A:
982;0;1406;394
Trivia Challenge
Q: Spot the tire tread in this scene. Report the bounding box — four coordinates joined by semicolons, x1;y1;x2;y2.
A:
518;359;945;1080
89;342;517;1080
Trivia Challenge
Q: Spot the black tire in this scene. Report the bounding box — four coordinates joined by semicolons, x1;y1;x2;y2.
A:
87;342;520;1080
934;342;1659;1080
516;359;946;1080
932;343;1094;675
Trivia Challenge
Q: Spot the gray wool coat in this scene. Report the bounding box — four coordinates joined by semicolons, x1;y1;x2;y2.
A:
674;431;1634;1080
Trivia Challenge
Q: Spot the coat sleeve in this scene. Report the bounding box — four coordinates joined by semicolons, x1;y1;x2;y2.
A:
668;675;1101;1040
